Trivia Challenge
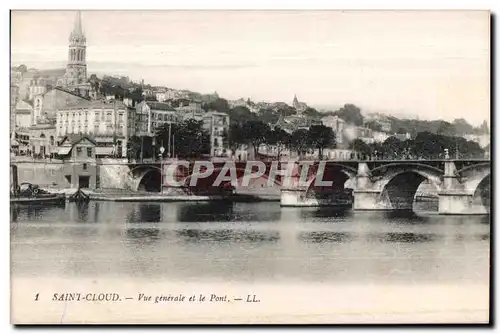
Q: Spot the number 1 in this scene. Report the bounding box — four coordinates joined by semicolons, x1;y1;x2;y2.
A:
35;293;39;301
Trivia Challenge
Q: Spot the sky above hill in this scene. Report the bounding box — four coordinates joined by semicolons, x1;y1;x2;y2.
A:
11;10;490;125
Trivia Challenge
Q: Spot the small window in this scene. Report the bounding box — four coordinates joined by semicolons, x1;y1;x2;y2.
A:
76;147;82;155
87;147;92;157
83;163;87;170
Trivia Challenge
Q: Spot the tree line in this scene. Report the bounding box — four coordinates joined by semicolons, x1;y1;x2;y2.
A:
126;119;336;160
350;131;486;160
126;118;485;161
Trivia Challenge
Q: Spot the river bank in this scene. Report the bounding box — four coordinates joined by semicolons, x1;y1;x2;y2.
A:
42;187;281;203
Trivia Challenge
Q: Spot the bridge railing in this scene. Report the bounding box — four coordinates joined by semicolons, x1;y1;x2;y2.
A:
125;154;490;164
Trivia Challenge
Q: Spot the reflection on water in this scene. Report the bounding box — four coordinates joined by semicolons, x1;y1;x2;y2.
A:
126;204;162;223
373;232;439;243
300;232;352;243
300;207;353;219
177;202;282;222
11;201;490;284
177;229;280;243
126;228;161;245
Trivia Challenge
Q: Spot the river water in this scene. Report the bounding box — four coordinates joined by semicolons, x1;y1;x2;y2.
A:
10;201;491;323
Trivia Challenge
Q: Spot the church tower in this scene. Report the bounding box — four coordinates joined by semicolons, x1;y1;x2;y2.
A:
65;11;87;86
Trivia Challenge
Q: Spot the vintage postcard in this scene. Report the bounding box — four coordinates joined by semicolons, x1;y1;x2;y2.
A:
10;10;491;324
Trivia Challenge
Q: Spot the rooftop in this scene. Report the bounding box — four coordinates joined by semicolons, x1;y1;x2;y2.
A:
145;101;176;111
62;99;129;109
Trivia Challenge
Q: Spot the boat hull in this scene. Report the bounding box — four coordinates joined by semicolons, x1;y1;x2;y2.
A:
10;194;66;205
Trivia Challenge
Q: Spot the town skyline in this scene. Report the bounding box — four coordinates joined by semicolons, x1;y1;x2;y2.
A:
11;10;490;125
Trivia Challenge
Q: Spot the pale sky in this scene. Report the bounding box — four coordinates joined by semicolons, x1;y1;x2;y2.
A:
11;10;490;125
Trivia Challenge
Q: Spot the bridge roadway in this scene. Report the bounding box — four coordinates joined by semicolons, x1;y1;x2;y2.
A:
127;158;490;215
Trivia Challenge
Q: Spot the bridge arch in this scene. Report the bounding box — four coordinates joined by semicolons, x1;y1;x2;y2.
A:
137;169;162;192
182;167;282;196
472;174;491;212
459;163;491;196
129;165;163;192
373;164;443;211
305;164;357;200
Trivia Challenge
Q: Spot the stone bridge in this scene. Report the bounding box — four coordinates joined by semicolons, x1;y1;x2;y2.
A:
128;159;490;215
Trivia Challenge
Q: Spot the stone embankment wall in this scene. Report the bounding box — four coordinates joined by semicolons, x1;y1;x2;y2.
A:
98;164;135;190
15;162;70;188
14;161;136;191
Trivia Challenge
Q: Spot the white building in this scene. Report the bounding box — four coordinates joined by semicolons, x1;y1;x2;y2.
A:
202;111;230;157
321;115;347;145
155;91;167;102
135;101;181;137
176;102;203;115
56;99;135;157
162;89;190;101
364;113;392;132
14;100;34;128
373;131;390;143
229;98;260;113
28;77;47;100
464;134;490;149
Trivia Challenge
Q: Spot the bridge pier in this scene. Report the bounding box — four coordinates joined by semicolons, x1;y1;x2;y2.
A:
161;185;188;196
438;191;474;215
160;161;189;196
352;190;384;211
438;161;475;215
352;162;387;210
280;186;308;207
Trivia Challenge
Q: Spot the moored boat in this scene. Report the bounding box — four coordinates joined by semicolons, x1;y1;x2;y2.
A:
10;182;66;205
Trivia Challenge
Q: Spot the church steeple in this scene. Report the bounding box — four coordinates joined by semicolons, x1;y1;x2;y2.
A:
61;11;88;94
69;11;85;42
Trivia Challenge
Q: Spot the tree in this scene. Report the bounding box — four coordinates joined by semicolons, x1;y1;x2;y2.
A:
16;64;27;73
112;85;127;100
129;87;144;104
268;126;291;160
155;120;211;158
396;127;408;134
241;120;271;159
89;74;101;95
452;118;475;135
307;125;336;159
290;129;311;158
364;120;383;132
127;136;142;161
333;104;364;126
228;106;258;125
276;105;297;117
350;139;371;159
382;136;408;159
226;123;247;152
475;120;490;135
258;108;280;125
303;107;322;119
409;132;444;159
204;98;230;113
436;121;455;136
99;81;112;96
